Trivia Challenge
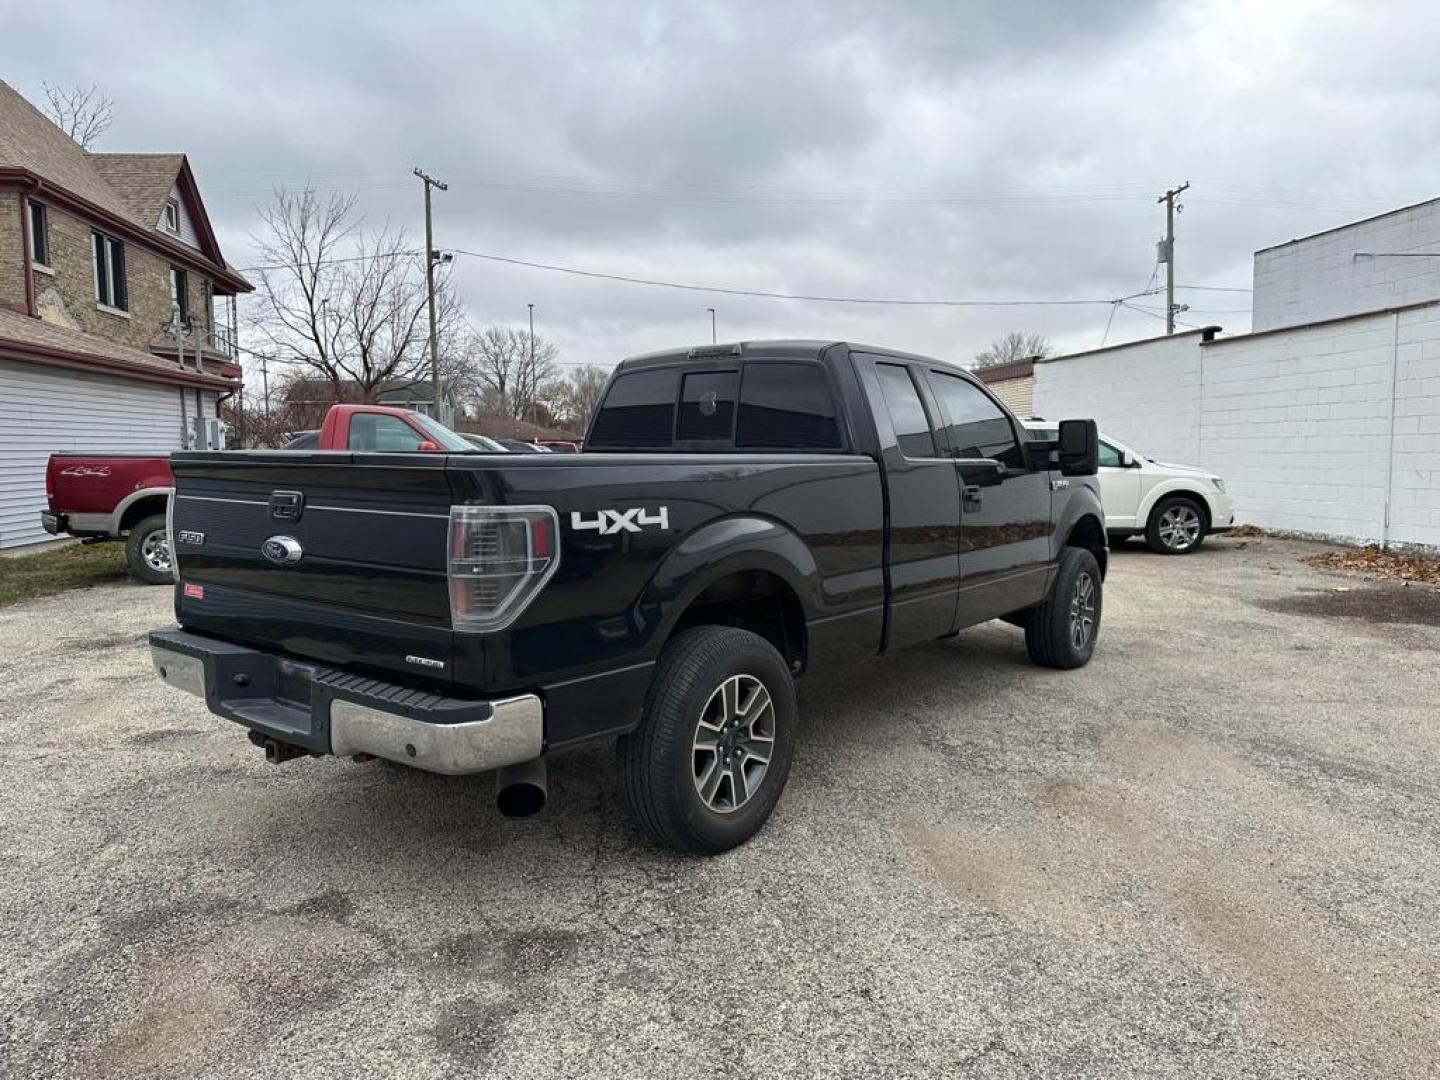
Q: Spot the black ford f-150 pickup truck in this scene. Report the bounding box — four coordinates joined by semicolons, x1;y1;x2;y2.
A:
150;341;1105;853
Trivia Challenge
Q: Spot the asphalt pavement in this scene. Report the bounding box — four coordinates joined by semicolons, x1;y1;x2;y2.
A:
1;535;1437;1079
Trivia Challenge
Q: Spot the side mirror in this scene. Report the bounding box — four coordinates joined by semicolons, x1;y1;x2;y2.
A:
417;439;442;453
1058;419;1098;476
1121;449;1136;467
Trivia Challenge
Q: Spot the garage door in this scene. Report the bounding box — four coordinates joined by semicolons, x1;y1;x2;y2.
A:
0;359;212;550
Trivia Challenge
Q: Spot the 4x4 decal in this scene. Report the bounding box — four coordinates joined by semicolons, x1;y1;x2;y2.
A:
570;507;670;535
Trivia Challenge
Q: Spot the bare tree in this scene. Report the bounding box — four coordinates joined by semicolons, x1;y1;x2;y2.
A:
463;326;560;421
247;186;465;402
973;331;1053;370
41;82;114;149
554;364;609;431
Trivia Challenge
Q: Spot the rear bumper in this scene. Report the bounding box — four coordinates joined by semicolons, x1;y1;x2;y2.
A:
40;510;62;535
148;626;543;775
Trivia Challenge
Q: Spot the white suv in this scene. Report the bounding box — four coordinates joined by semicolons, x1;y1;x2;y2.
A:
1026;423;1235;554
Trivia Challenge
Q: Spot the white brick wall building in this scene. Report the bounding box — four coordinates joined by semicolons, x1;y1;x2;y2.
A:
1253;197;1440;331
1034;304;1440;548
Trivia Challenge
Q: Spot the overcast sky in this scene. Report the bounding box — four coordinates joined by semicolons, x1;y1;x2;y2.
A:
10;0;1440;375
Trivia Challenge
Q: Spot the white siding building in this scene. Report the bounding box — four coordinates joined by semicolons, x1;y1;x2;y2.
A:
1253;197;1440;331
1035;198;1440;550
0;79;249;551
0;311;226;550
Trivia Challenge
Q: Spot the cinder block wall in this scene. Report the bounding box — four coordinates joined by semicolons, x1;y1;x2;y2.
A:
1032;331;1207;465
1033;312;1440;548
1253;199;1440;331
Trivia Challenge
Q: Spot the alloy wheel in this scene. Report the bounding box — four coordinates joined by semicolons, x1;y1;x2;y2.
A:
1157;505;1202;551
691;674;776;814
1069;571;1096;650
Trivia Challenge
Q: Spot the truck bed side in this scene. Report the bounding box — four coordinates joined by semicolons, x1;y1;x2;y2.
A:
168;450;884;747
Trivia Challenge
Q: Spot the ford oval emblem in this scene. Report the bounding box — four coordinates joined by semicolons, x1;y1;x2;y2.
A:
262;535;303;565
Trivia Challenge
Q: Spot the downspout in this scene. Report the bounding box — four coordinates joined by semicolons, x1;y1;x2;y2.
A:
216;387;237;450
17;177;40;317
1382;310;1400;549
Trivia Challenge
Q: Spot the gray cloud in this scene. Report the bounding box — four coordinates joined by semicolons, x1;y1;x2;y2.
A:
10;0;1440;374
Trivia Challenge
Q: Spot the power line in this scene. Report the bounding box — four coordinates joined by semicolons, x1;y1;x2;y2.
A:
204;167;1418;213
448;247;1160;309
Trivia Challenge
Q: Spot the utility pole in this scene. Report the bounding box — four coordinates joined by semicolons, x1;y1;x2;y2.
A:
527;303;536;428
706;307;716;343
260;353;271;428
414;166;448;417
1158;181;1189;334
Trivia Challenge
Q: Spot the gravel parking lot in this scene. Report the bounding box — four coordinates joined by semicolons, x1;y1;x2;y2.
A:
2;536;1437;1079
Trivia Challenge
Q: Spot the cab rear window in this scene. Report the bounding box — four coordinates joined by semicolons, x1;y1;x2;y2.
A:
588;369;679;447
588;360;842;451
736;363;840;449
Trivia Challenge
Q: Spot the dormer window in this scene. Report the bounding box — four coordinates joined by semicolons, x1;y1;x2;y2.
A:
163;198;180;233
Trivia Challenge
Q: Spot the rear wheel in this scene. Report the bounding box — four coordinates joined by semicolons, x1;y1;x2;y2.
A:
1146;495;1207;554
1024;547;1102;669
619;626;797;854
125;513;172;585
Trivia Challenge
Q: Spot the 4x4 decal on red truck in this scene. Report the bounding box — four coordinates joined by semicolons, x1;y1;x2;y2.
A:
570;508;670;535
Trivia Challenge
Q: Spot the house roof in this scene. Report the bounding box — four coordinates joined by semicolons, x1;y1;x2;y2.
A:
972;357;1035;383
0;80;130;215
0;306;237;389
0;80;250;293
90;152;186;226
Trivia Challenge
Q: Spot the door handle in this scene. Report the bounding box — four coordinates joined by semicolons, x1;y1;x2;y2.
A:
962;485;982;511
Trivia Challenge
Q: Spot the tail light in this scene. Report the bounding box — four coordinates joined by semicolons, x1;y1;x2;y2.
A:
447;505;560;633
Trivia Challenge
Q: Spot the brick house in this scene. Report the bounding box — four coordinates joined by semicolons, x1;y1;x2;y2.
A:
0;80;251;549
972;356;1037;417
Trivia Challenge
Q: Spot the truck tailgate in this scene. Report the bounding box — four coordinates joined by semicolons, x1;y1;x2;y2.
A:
169;452;455;683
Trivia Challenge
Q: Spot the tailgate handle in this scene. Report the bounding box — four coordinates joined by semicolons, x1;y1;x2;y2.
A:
269;490;305;521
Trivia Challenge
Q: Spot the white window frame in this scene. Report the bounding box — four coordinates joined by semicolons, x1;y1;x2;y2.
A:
163;198;180;232
92;231;128;312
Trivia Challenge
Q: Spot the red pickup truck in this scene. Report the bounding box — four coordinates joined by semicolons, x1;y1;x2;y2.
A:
42;404;481;583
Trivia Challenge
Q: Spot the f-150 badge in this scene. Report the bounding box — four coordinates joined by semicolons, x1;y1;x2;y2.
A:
570;508;670;535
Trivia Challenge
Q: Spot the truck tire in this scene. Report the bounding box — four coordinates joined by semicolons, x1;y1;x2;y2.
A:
1024;547;1102;670
125;513;172;585
619;626;797;854
1145;495;1207;554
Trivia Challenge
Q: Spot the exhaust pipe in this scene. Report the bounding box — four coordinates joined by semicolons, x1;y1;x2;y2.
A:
495;758;547;819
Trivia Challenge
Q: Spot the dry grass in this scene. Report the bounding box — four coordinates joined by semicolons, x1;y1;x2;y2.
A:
1304;545;1440;590
0;543;129;608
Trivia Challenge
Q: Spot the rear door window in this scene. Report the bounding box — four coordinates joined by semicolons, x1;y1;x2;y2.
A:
677;371;738;441
925;370;1023;468
874;363;937;459
588;369;679;447
735;362;840;449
